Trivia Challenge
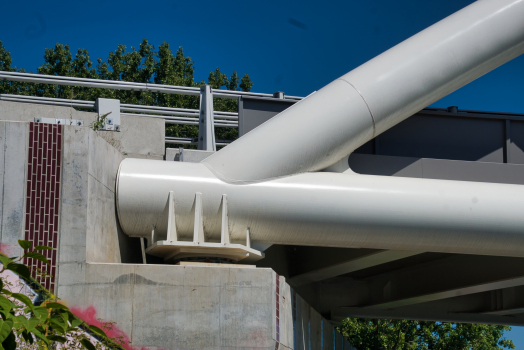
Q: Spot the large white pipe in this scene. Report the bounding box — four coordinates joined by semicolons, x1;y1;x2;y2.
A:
117;159;524;257
117;0;524;257
203;0;524;183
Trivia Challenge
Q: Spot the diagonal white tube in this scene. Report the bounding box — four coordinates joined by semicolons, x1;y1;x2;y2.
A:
117;160;524;257
116;0;524;257
203;0;524;183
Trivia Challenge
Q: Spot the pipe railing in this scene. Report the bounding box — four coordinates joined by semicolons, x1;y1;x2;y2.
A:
3;71;524;149
0;94;239;130
165;136;231;147
0;71;303;100
0;71;302;148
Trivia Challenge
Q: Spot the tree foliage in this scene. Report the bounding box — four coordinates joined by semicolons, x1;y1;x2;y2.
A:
0;39;254;144
339;318;514;350
0;240;124;349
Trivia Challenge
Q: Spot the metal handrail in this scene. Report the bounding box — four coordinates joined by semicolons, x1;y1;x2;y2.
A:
0;71;303;100
0;70;302;147
0;94;238;128
165;136;231;147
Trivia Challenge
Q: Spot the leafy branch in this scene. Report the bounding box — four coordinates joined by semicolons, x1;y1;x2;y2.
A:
0;240;121;350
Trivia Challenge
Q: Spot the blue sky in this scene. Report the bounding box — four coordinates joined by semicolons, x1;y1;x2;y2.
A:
2;0;524;113
2;0;524;345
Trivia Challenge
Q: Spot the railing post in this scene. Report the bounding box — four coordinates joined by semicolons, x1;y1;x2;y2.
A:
198;85;216;151
96;98;121;131
273;91;285;99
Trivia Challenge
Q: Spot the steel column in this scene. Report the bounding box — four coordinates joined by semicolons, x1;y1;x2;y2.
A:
198;85;216;151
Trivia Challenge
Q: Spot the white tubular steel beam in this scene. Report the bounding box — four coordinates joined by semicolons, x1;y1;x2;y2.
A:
289;250;421;287
203;0;524;183
116;160;524;257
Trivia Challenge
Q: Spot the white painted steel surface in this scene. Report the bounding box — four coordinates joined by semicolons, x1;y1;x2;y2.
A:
203;0;524;183
116;0;524;256
117;159;524;257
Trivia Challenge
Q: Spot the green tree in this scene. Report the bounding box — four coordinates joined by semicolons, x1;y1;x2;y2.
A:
0;39;251;145
339;318;514;350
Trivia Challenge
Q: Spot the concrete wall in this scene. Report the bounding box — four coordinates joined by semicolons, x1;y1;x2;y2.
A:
0;121;27;258
0;100;165;160
59;125;142;266
58;263;287;349
0;118;353;349
58;262;352;350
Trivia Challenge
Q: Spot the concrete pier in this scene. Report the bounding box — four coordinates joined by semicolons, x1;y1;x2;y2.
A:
0;108;354;349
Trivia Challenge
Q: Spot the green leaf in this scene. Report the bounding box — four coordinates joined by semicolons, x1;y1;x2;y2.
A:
17;240;31;250
45;302;69;310
1;290;11;296
49;315;66;334
21;329;33;344
89;324;107;337
23;252;49;265
31;328;49;345
33;246;52;251
26;318;39;332
32;307;48;320
11;293;34;311
49;321;65;334
0;279;3;291
1;331;15;350
0;256;11;268
70;315;83;329
0;320;13;342
80;338;97;350
47;334;67;343
13;315;27;329
6;263;30;280
0;297;11;314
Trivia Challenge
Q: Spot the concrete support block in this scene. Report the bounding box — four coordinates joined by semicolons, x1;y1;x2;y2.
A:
0;100;98;124
344;338;356;349
322;320;335;350
165;148;216;163
1;122;27;257
59;127;89;263
0;122;5;250
88;128;123;190
310;308;322;349
86;128;124;263
56;262;87;307
0;101;165;160
294;293;309;350
219;268;274;349
165;147;181;161
58;263;309;349
84;263;135;336
86;176;121;263
335;331;343;349
100;113;165;160
278;276;294;348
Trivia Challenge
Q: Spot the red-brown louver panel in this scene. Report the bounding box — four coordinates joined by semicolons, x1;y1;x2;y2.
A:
23;122;62;292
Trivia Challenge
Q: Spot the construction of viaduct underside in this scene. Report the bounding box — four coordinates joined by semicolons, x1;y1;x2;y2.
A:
2;0;524;348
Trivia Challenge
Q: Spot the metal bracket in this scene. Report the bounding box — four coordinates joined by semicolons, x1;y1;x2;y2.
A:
193;192;205;243
167;191;178;241
150;225;156;248
34;117;84;126
140;237;147;264
221;195;230;245
144;192;264;263
96;98;121;131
